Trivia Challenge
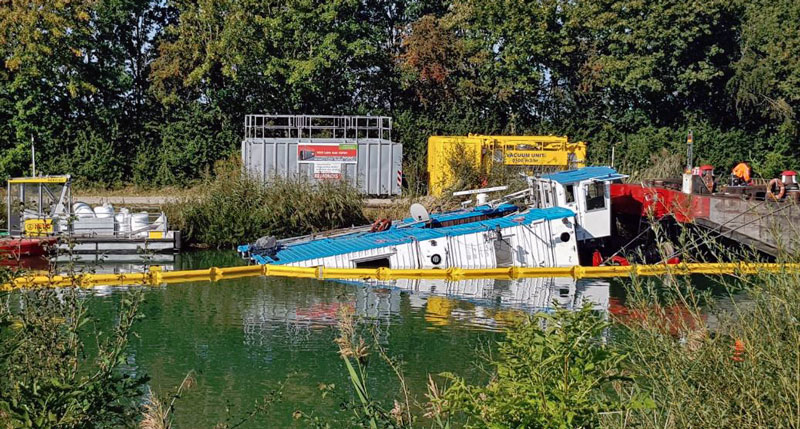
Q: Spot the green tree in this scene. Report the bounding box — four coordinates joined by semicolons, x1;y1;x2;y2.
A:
569;0;742;126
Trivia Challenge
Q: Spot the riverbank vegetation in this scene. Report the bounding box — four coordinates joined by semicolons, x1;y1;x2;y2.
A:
314;270;798;428
609;270;799;427
307;228;799;428
0;286;147;427
2;0;799;189
165;159;367;248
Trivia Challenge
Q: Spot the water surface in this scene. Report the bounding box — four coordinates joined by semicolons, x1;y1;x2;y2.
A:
81;251;612;427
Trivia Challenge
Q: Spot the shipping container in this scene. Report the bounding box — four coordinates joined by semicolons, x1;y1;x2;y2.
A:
242;115;403;196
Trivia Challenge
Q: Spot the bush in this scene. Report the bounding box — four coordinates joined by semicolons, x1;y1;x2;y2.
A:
170;158;367;248
0;287;147;428
430;304;644;428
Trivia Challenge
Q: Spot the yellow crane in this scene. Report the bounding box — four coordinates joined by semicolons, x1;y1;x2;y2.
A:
427;134;587;196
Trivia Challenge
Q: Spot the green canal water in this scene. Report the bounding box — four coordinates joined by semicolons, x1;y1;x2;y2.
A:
72;251;622;427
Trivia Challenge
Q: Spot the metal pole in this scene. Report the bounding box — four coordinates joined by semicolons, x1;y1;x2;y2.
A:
686;130;694;171
611;145;615;168
30;136;35;176
6;182;10;234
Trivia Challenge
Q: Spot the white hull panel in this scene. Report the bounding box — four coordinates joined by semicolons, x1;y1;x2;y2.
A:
285;215;578;269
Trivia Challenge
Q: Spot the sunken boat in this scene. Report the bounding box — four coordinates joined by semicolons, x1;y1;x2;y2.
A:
238;167;626;270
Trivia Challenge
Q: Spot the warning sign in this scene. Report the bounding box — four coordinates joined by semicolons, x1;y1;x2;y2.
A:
298;144;357;163
24;218;53;236
313;163;343;180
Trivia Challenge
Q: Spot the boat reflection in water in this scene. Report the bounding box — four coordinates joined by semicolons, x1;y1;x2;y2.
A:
242;277;611;344
352;277;610;330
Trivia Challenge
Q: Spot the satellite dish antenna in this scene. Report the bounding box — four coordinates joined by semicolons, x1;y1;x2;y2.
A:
409;203;430;222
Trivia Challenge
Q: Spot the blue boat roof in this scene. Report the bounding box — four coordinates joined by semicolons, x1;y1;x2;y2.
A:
253;206;575;265
237;204;520;255
540;166;625;184
397;203;518;227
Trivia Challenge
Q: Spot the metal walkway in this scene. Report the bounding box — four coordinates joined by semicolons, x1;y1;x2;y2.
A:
611;184;800;256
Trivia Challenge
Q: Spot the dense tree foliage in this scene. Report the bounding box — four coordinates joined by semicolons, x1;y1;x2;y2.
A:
0;0;797;187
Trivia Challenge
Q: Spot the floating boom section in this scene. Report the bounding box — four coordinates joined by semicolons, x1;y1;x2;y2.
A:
6;262;800;291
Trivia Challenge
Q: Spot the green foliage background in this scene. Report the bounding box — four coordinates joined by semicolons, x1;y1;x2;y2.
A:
1;0;798;187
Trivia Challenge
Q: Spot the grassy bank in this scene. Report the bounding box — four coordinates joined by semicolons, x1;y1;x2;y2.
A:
314;269;798;428
164;159;367;248
311;227;800;428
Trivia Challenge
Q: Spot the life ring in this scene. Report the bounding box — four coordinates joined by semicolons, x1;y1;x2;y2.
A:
767;178;785;201
370;218;392;233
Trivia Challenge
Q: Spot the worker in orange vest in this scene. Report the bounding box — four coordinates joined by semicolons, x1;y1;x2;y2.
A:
731;162;752;186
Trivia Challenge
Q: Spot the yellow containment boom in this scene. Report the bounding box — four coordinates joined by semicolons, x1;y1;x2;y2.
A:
3;262;799;292
427;134;587;196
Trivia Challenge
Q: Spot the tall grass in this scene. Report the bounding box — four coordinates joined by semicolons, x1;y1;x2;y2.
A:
604;225;800;428
319;221;799;428
610;272;800;428
166;158;367;248
624;148;686;183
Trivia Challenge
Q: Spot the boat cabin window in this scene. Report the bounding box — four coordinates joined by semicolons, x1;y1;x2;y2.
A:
355;257;391;269
585;182;606;211
565;185;575;204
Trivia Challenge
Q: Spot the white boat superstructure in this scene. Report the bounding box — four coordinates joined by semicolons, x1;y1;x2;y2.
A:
530;166;627;242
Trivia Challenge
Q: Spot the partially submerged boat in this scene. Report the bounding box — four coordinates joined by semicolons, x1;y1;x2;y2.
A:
238;166;626;270
240;205;579;268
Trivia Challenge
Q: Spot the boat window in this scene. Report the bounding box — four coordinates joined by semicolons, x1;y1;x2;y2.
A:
355;257;391;269
586;182;606;211
565;185;575;204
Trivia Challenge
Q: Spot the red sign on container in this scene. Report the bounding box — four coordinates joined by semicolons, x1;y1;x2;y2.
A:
298;144;357;163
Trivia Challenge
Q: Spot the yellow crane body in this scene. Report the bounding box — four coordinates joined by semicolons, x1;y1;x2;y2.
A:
427;134;587;196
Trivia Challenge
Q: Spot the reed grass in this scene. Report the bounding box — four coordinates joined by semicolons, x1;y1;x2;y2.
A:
625;148;685;183
603;224;800;428
166;158;367;248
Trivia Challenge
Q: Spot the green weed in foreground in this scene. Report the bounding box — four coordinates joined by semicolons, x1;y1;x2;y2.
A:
166;158;367;248
0;287;147;428
609;270;800;428
429;305;647;428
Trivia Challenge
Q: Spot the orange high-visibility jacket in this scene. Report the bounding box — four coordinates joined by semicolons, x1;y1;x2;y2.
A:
732;162;751;183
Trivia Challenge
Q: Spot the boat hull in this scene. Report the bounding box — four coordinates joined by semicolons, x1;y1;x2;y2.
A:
246;207;580;270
